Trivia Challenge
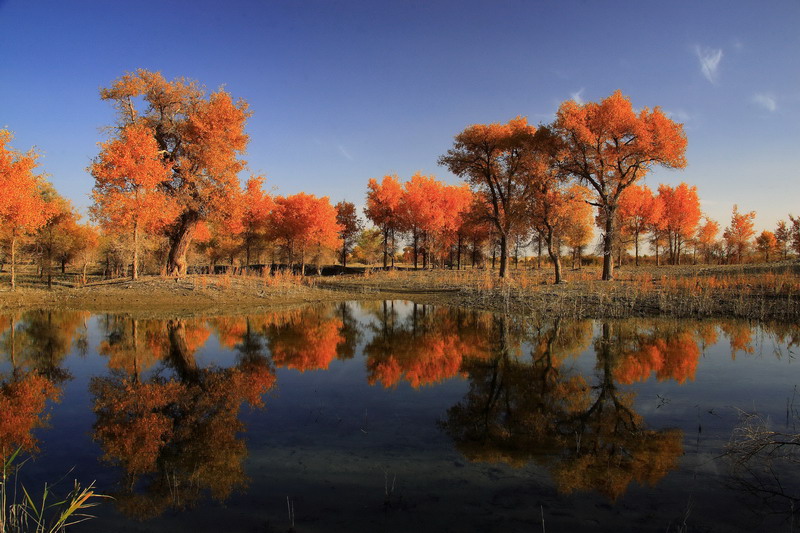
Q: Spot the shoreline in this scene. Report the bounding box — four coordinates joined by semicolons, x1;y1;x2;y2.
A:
1;262;798;321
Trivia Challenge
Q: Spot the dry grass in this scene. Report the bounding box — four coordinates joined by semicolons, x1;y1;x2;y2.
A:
0;261;797;320
320;261;800;321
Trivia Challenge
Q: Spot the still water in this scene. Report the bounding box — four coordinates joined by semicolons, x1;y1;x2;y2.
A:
1;302;799;532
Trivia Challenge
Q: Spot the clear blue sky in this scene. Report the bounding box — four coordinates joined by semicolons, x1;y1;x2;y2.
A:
1;0;797;232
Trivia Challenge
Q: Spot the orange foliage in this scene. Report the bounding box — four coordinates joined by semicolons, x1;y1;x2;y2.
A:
99;70;250;276
0;130;54;289
553;91;687;280
723;205;756;263
439;117;537;278
365;174;404;268
0;371;60;458
656;183;701;265
270;193;342;273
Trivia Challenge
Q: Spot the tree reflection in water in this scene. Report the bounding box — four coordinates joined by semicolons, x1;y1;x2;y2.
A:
441;318;701;500
91;316;276;519
0;311;87;459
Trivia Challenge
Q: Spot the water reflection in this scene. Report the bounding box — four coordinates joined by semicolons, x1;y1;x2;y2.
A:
0;304;799;523
0;311;86;458
90;316;275;519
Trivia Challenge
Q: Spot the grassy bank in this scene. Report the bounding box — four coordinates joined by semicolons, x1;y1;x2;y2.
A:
320;261;800;321
1;262;798;321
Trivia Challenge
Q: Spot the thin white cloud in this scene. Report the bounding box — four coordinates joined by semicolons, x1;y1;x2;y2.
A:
695;46;723;83
570;88;585;105
665;109;691;123
337;144;354;161
752;92;777;112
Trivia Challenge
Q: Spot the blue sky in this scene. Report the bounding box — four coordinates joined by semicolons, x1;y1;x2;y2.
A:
1;0;797;232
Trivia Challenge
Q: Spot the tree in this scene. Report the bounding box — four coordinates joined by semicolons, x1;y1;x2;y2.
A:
560;186;595;270
99;70;250;276
72;224;101;284
269;193;341;275
657;183;701;265
553;91;688;280
240;176;274;270
0;130;53;290
723;205;756;263
364;175;404;268
351;228;383;266
90;123;176;280
755;231;778;262
399;173;446;269
696;217;720;264
617;184;661;266
33;186;80;289
775;220;790;260
526;130;581;284
334;201;362;267
790;216;800;257
439;117;537;278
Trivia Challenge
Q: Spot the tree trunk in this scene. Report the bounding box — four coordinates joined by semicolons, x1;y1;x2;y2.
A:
498;233;509;278
10;235;16;291
546;226;562;284
413;230;419;269
167;211;199;277
634;231;640;266
537;236;542;269
601;205;616;280
132;220;139;281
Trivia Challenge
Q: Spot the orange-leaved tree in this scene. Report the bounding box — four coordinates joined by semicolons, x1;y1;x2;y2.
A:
657;183;701;265
269;193;341;275
334;201;362;267
90;123;177;280
755;230;777;262
439;117;537;278
696;216;720;264
241;175;274;270
364;175;404;268
99;70;250;276
0;130;54;290
617;184;662;266
553;91;688;280
399;173;445;269
723;205;756;263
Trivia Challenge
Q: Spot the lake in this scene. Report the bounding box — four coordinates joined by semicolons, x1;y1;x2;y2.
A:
1;302;799;532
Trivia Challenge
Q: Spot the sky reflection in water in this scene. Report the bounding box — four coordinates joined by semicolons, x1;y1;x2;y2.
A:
0;303;799;532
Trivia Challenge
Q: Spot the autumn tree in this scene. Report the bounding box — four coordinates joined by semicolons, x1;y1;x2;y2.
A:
99;70;250;276
269;193;341;275
439;117;537;278
775;220;790;260
90;123;176;280
334;201;362;267
789;216;800;256
33;185;82;288
439;184;475;269
240;176;274;270
0;130;53;290
560;186;595;270
695;217;719;264
657;183;701;265
364;175;404;268
526;129;581;284
552;91;688;280
617;184;661;266
398;173;446;269
723;205;756;263
755;231;778;262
